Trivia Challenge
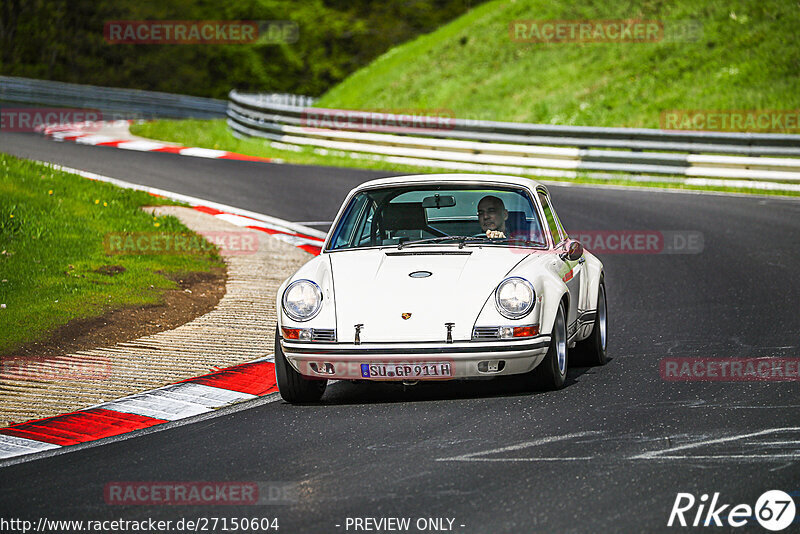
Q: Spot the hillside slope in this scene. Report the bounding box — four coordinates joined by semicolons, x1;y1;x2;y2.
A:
317;0;800;129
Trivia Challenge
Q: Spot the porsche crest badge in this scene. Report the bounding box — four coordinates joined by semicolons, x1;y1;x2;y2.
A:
401;313;412;320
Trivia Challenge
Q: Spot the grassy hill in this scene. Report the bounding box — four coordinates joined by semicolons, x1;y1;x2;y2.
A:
316;0;800;129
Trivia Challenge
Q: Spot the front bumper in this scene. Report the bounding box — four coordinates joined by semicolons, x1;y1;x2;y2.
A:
281;336;551;380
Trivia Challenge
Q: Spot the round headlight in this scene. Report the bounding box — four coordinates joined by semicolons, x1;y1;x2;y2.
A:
282;280;323;322
495;277;535;319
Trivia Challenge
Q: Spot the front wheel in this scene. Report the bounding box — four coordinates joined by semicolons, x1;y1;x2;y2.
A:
573;279;607;366
532;301;568;390
274;326;327;403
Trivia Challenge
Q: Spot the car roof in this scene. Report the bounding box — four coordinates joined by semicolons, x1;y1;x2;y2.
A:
352;173;545;193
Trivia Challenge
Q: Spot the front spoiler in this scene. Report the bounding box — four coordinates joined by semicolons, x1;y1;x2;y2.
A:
281;336;551;379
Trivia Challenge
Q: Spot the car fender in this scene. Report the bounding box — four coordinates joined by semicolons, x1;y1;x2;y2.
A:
473;252;569;338
276;254;336;331
535;269;570;338
581;250;604;312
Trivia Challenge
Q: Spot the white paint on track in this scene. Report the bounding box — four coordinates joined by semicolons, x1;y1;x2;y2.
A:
151;383;258;409
74;135;117;145
115;140;167;151
0;435;60;459
95;383;259;421
630;427;800;461
98;390;213;421
178;147;229;158
37;161;327;239
437;428;800;463
436;431;602;462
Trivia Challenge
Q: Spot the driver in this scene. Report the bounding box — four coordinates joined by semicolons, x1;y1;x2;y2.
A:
477;195;508;238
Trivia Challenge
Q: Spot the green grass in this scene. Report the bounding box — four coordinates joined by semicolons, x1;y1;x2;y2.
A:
131;118;800;198
0;153;224;354
317;0;800;129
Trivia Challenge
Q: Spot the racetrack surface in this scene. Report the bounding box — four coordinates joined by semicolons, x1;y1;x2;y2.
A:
2;131;800;532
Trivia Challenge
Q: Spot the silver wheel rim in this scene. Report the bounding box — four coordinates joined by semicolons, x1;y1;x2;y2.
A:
598;285;607;351
556;309;567;375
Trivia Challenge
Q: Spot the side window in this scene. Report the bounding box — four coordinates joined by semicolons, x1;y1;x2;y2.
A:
354;201;376;245
330;195;368;249
537;192;565;245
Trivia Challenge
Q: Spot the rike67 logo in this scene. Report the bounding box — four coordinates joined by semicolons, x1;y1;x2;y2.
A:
668;490;796;531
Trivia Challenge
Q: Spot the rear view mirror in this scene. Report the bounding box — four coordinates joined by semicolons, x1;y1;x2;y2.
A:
421;194;456;209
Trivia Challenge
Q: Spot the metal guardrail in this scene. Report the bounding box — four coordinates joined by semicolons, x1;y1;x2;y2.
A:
238;92;316;109
0;76;228;119
227;89;800;183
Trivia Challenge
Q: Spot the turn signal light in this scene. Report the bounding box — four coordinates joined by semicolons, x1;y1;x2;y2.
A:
513;325;539;338
282;327;300;339
282;327;312;340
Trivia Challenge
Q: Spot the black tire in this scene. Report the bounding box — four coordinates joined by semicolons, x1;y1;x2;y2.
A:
532;301;568;390
274;326;327;403
573;279;608;366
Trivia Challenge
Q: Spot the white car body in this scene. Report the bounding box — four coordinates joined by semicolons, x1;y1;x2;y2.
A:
276;174;605;387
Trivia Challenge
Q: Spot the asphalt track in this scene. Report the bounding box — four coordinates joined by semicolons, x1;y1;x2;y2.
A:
2;131;800;533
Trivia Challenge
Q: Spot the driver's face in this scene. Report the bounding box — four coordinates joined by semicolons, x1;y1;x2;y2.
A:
478;197;508;232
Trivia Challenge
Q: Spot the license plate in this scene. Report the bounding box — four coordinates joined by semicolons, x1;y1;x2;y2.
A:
360;362;452;379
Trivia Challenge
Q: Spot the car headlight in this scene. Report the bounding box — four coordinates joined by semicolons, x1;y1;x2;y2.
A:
495;277;535;319
282;280;323;322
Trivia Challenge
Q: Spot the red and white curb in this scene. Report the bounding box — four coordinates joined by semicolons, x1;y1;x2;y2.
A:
192;205;324;256
0;163;327;462
39;162;327;255
0;359;278;459
40;120;273;163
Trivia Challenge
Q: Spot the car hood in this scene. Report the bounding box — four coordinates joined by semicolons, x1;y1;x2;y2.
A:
329;247;526;342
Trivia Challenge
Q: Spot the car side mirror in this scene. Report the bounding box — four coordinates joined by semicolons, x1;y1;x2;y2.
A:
560;240;584;261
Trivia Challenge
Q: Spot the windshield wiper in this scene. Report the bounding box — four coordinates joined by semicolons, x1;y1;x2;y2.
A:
398;236;477;249
397;235;543;250
484;237;544;246
447;235;545;248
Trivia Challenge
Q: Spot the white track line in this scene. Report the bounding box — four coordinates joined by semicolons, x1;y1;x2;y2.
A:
630;427;800;460
36;161;327;239
436;431;602;462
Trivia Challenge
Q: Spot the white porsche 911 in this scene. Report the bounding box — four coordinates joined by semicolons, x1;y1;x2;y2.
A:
275;174;607;402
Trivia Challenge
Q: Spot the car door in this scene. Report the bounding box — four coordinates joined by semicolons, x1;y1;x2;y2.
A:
537;188;583;340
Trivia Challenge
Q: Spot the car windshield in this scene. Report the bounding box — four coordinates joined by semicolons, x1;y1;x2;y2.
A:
327;184;547;251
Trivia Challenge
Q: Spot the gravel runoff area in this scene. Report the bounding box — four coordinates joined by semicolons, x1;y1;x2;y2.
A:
0;206;311;424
